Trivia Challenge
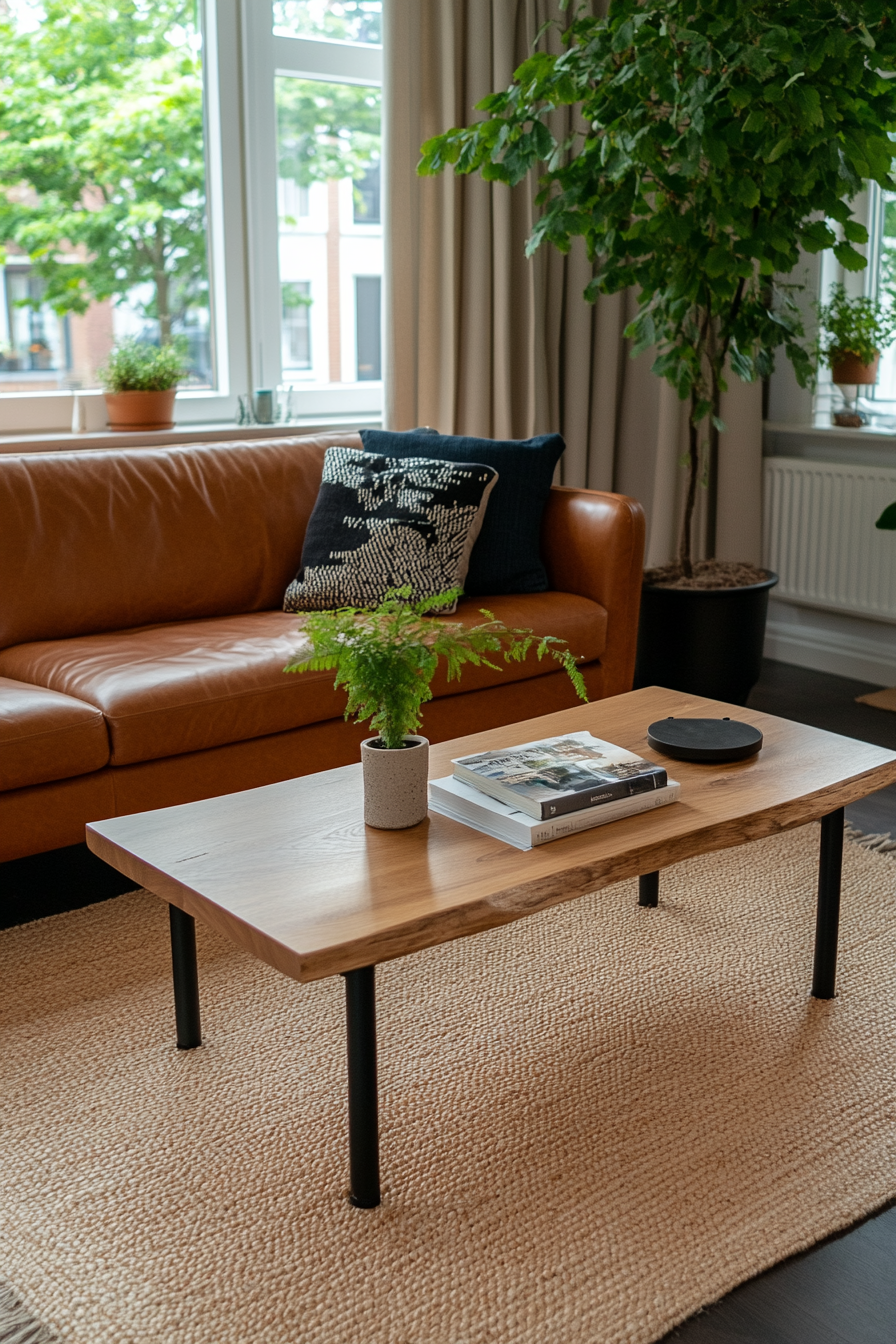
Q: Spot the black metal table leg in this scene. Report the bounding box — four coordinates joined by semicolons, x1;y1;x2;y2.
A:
343;965;380;1208
639;871;659;908
169;904;202;1048
812;808;844;1000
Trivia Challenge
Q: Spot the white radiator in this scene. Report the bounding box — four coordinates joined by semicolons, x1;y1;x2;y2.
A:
763;455;896;624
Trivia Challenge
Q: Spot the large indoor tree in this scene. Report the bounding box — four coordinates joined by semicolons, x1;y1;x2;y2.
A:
0;0;207;345
419;0;896;576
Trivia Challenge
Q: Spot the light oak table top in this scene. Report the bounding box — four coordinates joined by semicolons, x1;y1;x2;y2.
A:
87;686;896;983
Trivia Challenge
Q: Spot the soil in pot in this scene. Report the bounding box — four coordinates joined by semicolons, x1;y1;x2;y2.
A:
635;560;778;706
104;389;177;430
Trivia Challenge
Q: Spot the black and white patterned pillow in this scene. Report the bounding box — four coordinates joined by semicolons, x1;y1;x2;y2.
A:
283;447;498;614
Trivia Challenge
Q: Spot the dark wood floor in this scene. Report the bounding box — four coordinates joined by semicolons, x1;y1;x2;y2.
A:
3;659;896;1340
663;658;896;1344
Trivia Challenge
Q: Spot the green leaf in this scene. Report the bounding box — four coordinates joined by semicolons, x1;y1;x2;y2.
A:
833;241;867;272
742;109;765;134
611;18;634;53
801;220;837;253
766;134;792;163
736;175;760;208
876;502;896;530
842;219;869;245
704;245;730;278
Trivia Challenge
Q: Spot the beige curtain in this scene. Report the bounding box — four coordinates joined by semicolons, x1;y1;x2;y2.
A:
383;0;763;567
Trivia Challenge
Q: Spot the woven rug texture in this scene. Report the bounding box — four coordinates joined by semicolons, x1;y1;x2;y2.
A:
2;825;896;1344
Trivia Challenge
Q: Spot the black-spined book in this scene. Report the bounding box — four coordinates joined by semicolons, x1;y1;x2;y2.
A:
452;730;667;821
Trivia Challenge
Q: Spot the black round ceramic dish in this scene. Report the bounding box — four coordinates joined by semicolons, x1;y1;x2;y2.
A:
646;717;763;763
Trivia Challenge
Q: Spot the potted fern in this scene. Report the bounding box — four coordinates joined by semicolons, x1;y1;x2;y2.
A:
98;339;188;430
284;587;587;829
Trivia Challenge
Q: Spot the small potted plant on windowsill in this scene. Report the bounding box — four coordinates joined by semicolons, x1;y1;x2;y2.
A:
97;338;188;430
284;587;588;830
816;283;896;426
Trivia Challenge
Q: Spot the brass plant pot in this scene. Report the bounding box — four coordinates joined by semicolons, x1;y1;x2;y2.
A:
104;389;177;430
830;351;880;385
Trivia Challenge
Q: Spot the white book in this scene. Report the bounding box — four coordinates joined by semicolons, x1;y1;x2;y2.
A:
429;774;680;851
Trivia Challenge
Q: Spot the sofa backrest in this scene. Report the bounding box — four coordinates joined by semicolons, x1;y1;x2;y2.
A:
0;433;362;650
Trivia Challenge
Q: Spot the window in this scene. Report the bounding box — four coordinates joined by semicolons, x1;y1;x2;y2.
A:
866;184;896;423
355;276;381;380
0;0;218;424
270;32;382;402
353;162;381;225
0;267;69;388
273;1;382;44
274;75;381;388
815;183;896;430
0;0;382;433
282;281;313;371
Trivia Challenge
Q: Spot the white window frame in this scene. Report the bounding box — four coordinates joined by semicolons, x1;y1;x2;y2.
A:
245;13;384;417
811;188;877;427
0;0;382;435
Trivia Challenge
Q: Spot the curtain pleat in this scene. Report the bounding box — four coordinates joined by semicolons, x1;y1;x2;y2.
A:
383;0;763;566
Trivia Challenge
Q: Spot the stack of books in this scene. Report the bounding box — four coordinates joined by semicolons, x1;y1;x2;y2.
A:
429;729;679;850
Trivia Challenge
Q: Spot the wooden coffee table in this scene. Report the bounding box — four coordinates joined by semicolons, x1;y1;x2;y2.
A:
87;687;896;1208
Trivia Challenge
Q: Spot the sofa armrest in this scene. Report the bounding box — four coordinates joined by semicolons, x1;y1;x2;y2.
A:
541;486;646;697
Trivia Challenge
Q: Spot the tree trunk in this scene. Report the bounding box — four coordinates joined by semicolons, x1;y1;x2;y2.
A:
155;268;171;345
705;376;722;561
678;390;700;578
154;223;171;345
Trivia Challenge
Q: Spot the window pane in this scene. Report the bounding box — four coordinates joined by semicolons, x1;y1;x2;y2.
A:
276;76;382;388
0;0;213;395
354;276;381;380
872;189;896;419
282;281;312;369
353;163;380;225
273;1;382;45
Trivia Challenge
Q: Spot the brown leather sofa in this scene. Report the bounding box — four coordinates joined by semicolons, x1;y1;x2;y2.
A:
0;433;645;864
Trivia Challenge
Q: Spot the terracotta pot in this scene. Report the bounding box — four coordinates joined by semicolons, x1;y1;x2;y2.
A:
830;351;880;385
104;389;177;430
361;735;429;829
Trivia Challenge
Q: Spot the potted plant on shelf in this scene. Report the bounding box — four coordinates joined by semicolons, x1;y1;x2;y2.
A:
815;283;896;426
418;0;896;704
284;587;587;830
98;339;188;430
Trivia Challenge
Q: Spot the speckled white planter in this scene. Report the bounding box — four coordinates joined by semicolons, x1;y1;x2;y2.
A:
361;735;430;830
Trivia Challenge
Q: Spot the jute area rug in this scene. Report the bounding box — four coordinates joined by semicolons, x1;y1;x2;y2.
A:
2;825;896;1344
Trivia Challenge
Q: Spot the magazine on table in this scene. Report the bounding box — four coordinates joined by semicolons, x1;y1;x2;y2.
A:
429;775;680;851
451;730;667;821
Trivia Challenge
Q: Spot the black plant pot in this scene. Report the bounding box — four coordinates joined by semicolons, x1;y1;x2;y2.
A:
634;572;778;707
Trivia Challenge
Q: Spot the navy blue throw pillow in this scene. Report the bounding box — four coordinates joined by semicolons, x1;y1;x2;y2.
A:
360;429;565;594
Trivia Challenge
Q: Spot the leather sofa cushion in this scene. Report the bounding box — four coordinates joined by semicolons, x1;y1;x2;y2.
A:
0;433;361;651
0;594;606;768
0;677;109;791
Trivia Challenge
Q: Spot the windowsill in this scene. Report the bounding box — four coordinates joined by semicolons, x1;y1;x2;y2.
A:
763;420;896;468
0;413;380;455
